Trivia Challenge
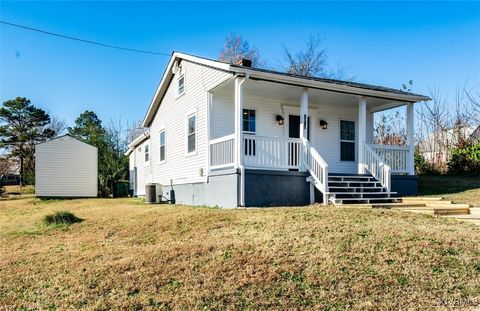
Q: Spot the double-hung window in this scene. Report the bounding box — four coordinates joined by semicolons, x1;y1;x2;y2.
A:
242;109;256;133
243;109;256;156
159;130;166;162
187;113;196;154
177;73;185;96
340;120;355;161
144;144;150;162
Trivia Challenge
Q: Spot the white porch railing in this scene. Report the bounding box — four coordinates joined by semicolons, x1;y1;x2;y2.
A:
369;144;409;174
209;134;235;169
301;138;329;202
243;135;302;169
363;144;391;191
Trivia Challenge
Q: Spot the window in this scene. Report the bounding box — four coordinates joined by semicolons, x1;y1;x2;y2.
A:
340;120;355;161
178;74;185;96
159;130;165;162
144;144;150;162
187;114;196;154
242;109;256;133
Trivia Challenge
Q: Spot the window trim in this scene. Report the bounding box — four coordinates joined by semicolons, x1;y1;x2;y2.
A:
177;72;185;98
242;108;256;134
159;129;166;164
185;110;197;156
144;143;150;165
339;119;356;162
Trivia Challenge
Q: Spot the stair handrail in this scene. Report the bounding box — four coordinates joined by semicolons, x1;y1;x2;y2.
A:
301;138;329;203
363;143;391;191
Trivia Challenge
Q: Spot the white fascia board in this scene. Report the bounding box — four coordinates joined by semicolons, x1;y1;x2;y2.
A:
233;68;430;103
141;52;233;127
125;131;150;156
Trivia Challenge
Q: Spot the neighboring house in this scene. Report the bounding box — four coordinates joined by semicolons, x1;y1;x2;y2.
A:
418;125;480;164
127;52;429;207
0;156;20;185
36;135;98;197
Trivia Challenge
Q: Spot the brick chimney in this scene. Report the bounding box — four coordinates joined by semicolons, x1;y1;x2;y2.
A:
236;58;252;67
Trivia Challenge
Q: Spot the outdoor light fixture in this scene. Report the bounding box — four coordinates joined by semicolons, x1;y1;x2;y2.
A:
320;119;328;129
275;115;284;125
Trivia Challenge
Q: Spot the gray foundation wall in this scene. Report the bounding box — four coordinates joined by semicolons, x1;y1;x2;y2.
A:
244;169;311;207
391;175;419;196
162;169;239;208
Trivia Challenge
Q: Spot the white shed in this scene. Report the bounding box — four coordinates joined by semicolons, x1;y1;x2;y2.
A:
35;135;98;197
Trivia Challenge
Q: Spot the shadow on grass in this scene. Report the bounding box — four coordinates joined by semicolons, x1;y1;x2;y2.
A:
418;176;480;195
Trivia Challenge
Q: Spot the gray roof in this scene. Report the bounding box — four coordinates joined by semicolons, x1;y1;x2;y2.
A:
178;51;430;100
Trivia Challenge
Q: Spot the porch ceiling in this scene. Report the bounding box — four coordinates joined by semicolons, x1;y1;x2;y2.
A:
213;78;407;111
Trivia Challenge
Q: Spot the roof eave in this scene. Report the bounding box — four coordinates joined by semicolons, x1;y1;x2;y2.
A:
125;131;150;156
141;52;232;127
233;67;430;103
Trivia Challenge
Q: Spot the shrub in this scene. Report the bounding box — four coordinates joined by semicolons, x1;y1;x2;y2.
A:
43;211;83;226
414;151;442;175
448;143;480;176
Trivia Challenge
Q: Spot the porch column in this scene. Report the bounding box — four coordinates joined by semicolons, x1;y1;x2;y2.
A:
235;76;246;207
300;88;309;173
406;102;415;175
234;76;245;169
358;97;367;174
300;87;309;140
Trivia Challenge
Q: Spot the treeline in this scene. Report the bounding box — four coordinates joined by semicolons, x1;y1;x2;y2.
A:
0;97;130;197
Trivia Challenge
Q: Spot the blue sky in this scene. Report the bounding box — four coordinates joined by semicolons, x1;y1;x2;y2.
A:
1;1;479;127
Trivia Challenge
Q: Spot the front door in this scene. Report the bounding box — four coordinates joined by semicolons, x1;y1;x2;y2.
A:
288;115;310;170
289;115;310;140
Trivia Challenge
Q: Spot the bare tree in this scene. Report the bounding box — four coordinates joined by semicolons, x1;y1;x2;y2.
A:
282;35;354;80
283;35;328;77
374;110;407;145
416;87;450;169
464;83;480;123
126;120;147;145
218;33;263;67
48;116;67;137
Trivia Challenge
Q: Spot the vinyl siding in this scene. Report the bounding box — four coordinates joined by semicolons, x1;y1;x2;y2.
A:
35;136;97;197
211;93;363;174
148;60;232;186
129;139;149;196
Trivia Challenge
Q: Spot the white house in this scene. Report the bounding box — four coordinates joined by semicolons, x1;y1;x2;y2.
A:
418;125;479;164
127;52;430;207
126;131;150;196
36;135;98;197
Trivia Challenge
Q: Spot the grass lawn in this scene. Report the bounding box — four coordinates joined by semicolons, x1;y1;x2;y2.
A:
418;176;480;207
1;197;480;310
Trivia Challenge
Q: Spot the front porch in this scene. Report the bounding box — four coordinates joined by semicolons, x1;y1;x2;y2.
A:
207;76;417;205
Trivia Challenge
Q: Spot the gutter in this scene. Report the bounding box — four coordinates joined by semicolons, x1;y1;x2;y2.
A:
232;67;431;103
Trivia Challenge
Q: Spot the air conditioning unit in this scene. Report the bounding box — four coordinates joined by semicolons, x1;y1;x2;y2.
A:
145;183;163;204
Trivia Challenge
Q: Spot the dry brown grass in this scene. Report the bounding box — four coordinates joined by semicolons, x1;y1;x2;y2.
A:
1;197;480;310
418;176;480;207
